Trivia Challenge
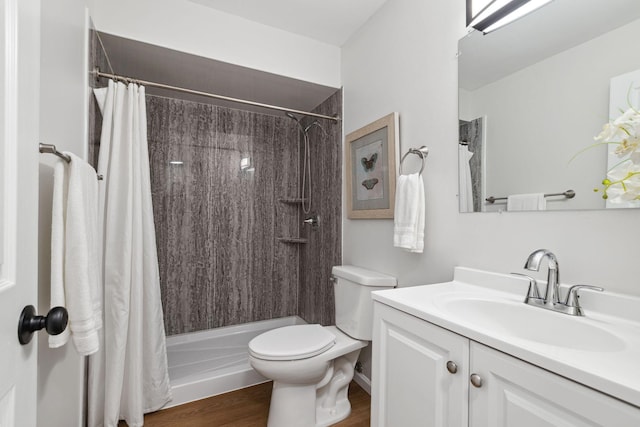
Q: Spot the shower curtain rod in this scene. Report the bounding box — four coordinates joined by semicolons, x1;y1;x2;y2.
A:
94;68;340;123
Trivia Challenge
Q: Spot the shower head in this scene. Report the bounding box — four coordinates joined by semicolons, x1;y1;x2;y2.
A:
286;112;306;134
286;113;328;137
304;121;328;137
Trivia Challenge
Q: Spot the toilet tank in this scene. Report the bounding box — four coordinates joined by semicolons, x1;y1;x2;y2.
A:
332;265;397;340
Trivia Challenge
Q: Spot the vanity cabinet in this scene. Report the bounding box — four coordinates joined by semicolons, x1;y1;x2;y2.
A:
372;301;640;427
469;341;640;426
371;301;469;427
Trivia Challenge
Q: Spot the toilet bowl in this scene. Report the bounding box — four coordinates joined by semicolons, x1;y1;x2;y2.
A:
248;266;397;427
250;325;366;427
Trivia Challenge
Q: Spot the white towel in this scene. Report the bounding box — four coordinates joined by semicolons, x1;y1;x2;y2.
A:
507;193;546;211
49;160;70;347
393;173;425;253
49;154;102;355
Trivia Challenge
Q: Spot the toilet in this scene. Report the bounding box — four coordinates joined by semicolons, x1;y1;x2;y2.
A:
248;265;397;427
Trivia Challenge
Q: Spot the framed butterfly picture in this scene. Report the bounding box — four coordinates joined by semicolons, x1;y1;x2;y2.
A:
345;112;399;219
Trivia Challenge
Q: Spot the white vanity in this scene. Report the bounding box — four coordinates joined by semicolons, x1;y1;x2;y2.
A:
371;267;640;426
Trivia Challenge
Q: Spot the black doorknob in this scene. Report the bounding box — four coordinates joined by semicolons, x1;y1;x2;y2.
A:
18;305;68;345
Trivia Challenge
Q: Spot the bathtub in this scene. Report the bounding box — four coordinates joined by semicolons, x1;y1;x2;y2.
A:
164;316;306;408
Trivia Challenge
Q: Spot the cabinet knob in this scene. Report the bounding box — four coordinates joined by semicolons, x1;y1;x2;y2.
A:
446;361;458;374
470;373;483;388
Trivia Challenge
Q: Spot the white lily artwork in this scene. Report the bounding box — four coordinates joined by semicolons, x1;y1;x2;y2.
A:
594;104;640;202
570;72;640;208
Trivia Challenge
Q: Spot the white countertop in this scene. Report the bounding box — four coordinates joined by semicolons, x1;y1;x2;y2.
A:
372;267;640;408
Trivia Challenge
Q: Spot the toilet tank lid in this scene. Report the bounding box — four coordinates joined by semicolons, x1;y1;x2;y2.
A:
331;265;397;287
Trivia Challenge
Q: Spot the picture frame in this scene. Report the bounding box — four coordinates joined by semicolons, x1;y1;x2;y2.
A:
345;112;399;219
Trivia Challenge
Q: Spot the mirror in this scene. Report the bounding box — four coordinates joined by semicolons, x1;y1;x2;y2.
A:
458;0;640;212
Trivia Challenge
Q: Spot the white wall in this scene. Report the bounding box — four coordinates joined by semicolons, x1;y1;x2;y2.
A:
91;0;341;88
37;1;95;426
342;0;640;295
464;18;640;211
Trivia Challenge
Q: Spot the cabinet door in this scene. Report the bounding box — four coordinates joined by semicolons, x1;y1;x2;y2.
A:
372;302;469;427
469;342;640;427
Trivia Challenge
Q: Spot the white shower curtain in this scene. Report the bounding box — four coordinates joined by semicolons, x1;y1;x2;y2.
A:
458;145;475;213
89;80;171;427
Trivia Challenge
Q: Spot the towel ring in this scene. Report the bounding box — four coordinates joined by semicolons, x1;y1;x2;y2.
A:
399;146;429;175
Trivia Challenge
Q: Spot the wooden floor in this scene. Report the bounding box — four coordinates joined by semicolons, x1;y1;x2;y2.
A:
118;381;370;427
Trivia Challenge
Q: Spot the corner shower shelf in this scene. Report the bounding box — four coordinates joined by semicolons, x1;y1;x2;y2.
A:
278;198;307;205
277;237;308;244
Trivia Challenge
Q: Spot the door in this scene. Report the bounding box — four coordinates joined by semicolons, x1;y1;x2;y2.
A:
469;342;640;427
0;0;40;425
372;302;469;427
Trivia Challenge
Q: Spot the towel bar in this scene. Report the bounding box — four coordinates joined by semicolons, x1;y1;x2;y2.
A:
39;143;103;180
485;189;575;204
39;142;71;163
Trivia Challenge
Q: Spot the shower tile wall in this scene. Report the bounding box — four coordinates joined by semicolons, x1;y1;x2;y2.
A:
298;90;342;326
147;97;301;334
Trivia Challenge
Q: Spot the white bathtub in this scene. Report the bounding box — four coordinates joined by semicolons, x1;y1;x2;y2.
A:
163;316;306;408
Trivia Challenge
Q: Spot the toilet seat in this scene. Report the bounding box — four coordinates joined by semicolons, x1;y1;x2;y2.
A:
249;325;336;361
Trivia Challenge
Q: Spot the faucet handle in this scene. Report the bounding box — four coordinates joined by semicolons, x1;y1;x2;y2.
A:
565;284;604;307
510;272;542;302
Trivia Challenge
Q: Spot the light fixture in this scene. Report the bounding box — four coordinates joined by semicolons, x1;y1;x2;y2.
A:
467;0;553;33
169;160;184;165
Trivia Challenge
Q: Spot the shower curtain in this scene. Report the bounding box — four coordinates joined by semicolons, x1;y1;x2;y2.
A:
458;144;475;212
89;80;171;427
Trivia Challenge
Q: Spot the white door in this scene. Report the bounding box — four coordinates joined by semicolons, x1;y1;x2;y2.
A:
469;342;640;427
0;0;41;425
372;302;469;427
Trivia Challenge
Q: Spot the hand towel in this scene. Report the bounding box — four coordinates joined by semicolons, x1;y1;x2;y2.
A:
49;160;70;347
49;154;102;355
393;173;425;253
507;193;546;211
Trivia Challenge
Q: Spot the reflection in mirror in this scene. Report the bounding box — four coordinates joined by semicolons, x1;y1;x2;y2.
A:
458;118;484;212
466;0;553;34
458;0;640;212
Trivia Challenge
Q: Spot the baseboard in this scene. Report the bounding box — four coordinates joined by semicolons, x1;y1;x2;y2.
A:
353;371;371;395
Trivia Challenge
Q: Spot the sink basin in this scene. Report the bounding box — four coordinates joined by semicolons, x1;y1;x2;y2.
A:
438;297;626;352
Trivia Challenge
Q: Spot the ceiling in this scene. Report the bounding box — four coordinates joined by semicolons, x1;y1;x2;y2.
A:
459;0;640;91
188;0;389;46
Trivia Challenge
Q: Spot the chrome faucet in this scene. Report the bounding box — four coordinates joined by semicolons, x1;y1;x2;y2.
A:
516;249;604;316
524;249;561;306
